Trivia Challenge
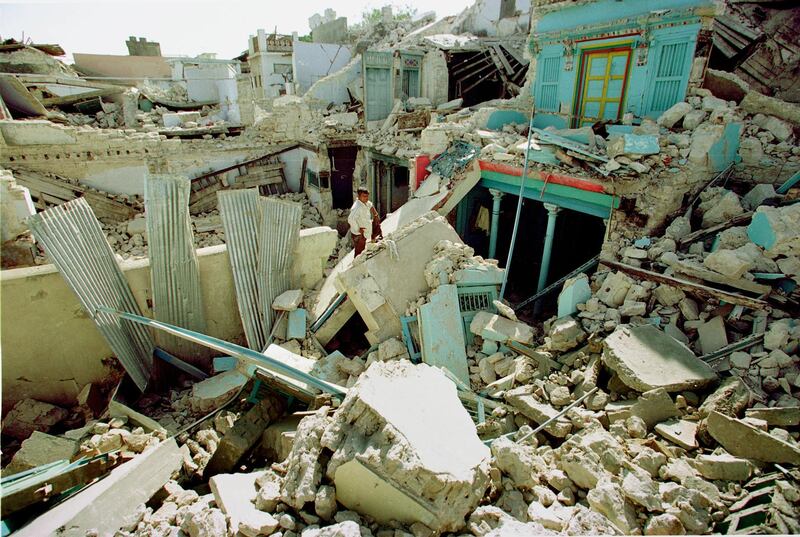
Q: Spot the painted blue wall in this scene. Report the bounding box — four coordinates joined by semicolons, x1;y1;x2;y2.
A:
531;0;709;127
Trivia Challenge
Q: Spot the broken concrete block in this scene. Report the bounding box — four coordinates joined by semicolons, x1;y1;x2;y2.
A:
703;249;753;279
301;520;361;537
318;361;491;533
701;190;744;228
742;183;778;210
730;351;752;369
546;316;586;352
315;485;338;522
273;289;303;311
470;311;534;345
490;436;543;490
745;407;800;427
505;386;572;438
621;468;661;512
189;370;249;414
419;284;469;384
747;204;800;256
644;513;686;535
557;273;592;318
3;431;78;476
493;299;517;322
587;478;638;534
706;410;800;464
654;419;698;450
630;388;680;428
602;324;717;392
596;271;634;308
211;471;278;535
696;315;728;355
652;284;685;307
657;102;692;129
205;394;285;478
692;453;752;481
1;398;68;440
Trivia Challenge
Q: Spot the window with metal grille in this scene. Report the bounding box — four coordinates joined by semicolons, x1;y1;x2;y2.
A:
457;285;499;345
536;54;562;112
646;41;691;116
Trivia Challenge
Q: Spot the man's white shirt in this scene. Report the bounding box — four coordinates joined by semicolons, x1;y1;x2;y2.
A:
348;199;374;241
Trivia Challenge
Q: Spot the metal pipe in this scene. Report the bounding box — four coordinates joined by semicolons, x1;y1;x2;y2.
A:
515;386;598;445
499;104;536;301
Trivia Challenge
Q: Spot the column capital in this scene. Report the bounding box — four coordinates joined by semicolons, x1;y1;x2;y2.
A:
543;203;561;215
489;188;505;200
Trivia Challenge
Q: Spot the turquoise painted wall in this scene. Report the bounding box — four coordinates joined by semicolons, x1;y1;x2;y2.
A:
531;0;709;127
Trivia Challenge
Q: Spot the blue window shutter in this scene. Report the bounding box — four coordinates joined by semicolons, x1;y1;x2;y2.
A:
646;41;693;116
536;54;562;112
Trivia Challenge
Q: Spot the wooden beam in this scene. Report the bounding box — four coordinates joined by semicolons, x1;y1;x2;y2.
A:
599;257;770;311
671;262;772;295
678;212;754;247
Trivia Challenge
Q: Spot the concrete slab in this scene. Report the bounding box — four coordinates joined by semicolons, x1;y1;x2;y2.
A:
602;324;717;392
327;361;490;533
273;289;303;311
692;453;752;481
210;471;278;534
418;284;469;384
630;388;680;428
557;274;592;318
286;308;307;340
654;419;698;450
3;432;78;476
14;438;184;537
190;370;249;413
745;407;800;427
470;311;534;345
707;410;800;464
697;315;728;355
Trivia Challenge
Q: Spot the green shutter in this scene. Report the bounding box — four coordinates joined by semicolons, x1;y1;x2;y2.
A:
536;54;562;112
646;41;692;116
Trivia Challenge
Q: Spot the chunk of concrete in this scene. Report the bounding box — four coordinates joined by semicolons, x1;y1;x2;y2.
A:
505;386;572;438
696;316;728;355
546;316;586;352
596;271;634;308
654;419;698;450
557;273;592;318
211;471;279;535
692;453;752;481
706;411;800;464
273;289;303;311
703;249;753;279
261;413;301;462
745;407;800;427
630;388;680;428
602;324;717;392
320;361;491;533
470;311;534;345
587;478;638;534
747;204;800;256
1;398;68;440
3;431;78;476
657;102;692;129
607;134;659;157
190;370;249;413
742;183;778;211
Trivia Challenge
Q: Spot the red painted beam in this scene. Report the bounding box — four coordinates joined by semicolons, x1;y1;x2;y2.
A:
478;159;606;193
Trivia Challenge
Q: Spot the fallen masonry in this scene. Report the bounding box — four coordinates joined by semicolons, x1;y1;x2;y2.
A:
2;1;800;535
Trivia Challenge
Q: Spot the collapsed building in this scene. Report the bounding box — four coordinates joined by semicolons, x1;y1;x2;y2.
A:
1;0;800;535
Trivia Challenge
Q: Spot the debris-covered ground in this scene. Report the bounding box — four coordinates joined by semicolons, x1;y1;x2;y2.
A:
2;1;800;535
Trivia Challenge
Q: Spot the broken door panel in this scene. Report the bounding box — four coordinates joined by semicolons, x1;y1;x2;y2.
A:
418;284;470;385
365;67;392;121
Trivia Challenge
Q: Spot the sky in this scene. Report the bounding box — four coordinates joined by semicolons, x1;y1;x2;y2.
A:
0;0;468;62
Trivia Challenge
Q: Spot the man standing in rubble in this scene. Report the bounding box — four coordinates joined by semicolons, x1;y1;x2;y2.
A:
348;187;380;256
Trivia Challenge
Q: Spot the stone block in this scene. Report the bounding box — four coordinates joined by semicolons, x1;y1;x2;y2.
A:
211;471;279;535
692;453;752;481
706;411;800;464
505;386;572;438
1;398;68;440
557;273;592;318
654;419;698;450
747;204;800;256
602;324;717;392
189;370;249;413
742;183;777;211
546;316;586;352
657;102;692;129
630;388;680;428
321;362;490;533
607;134;659;157
703;249;753;279
696;316;728;355
273;289;303;311
3;431;78;476
596;271;634;308
470;311;534;345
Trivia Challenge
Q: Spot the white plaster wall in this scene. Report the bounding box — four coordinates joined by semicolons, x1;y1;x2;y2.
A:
279;147;319;193
464;0;530;37
292;42;353;96
422;50;449;106
254;52;294;99
303;57;361;107
184;64;238;102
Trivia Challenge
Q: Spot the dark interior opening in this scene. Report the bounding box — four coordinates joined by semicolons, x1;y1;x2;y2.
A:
324;312;370;357
329;146;357;210
391;166;410;212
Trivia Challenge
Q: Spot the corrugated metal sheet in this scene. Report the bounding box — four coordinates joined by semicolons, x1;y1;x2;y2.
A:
145;174;208;363
217;189;265;351
257;197;301;345
26;198;154;390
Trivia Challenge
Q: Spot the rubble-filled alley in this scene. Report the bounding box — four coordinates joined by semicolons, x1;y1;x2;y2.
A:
1;0;800;535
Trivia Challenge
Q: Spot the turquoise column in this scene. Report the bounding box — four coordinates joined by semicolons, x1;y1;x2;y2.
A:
488;189;504;260
537;203;561;292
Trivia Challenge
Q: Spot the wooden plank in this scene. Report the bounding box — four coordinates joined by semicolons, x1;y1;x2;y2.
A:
506;340;560;373
600;257;770;311
491;44;514;74
677;211;754;247
672;262;772;295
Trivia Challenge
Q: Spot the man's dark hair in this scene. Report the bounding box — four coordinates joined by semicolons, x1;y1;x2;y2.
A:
357;187;369;195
